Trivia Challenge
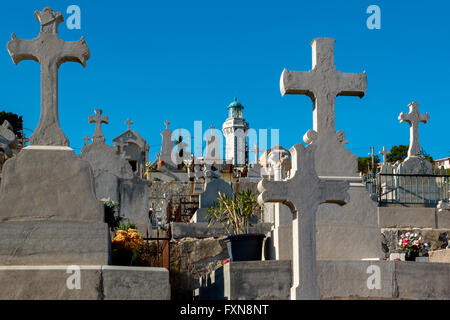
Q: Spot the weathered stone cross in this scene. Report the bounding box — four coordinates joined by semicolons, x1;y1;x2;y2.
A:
258;144;349;300
164;120;170;130
398;102;429;158
125;118;134;131
88;109;108;143
82;135;91;146
379;146;391;164
280;37;366;136
7;7;90;146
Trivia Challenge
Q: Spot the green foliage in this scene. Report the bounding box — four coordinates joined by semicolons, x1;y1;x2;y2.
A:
387;145;409;163
206;190;261;235
119;221;137;231
358;155;380;175
102;198;123;232
0;111;23;138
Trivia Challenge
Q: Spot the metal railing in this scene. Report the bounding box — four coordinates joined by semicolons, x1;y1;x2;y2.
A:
365;172;450;206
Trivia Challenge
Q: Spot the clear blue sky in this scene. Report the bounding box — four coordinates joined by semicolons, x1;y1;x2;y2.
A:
1;0;449;161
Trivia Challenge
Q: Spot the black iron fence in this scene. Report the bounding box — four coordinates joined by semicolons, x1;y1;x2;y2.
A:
364;172;450;206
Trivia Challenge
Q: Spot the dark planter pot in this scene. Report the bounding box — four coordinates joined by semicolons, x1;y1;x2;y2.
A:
405;251;418;261
225;233;265;262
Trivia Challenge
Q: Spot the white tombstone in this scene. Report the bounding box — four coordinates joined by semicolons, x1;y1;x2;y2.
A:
279;37;382;260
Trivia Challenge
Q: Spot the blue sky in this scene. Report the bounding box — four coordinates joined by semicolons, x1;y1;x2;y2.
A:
1;0;449;161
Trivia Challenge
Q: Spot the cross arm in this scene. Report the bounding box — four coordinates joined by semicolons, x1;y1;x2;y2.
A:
280;68;314;99
420;112;430;123
257;179;296;213
58;37;90;67
7;34;39;65
336;71;367;98
398;112;411;124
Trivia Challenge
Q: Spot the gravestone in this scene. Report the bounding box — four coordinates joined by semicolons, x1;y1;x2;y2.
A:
279;37;382;260
394;102;436;203
0;7;108;264
190;166;233;223
80;109;150;233
159;120;176;167
378;146;395;200
258;143;349;299
0;120;16;157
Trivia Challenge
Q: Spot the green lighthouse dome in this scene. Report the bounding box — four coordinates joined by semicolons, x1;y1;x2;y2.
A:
227;97;244;118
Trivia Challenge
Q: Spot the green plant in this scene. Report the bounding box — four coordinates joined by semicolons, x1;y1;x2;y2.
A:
101;198;123;232
119;221;137;231
206;190;261;235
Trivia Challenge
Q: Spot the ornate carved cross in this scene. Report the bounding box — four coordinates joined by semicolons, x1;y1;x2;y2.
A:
398;102;429;158
88;109;108;143
7;7;90;146
280;38;366;136
258;144;349;299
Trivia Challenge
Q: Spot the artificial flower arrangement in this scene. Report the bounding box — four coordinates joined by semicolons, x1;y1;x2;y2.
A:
111;222;144;266
397;232;429;259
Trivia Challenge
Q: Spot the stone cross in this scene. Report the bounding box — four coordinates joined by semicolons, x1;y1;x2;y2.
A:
88;109;108;143
258;144;349;300
125;118;134;131
398;102;429;158
379;146;391;164
164;120;170;130
7;7;90;146
249;143;264;164
82;135;91;146
280;37;366;136
160;120;174;166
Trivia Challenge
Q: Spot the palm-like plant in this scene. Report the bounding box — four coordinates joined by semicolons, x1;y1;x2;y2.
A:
206;190;261;235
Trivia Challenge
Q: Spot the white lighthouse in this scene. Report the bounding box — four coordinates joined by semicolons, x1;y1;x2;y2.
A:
222;97;249;166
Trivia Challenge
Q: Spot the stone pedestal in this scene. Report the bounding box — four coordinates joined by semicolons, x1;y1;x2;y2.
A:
0;265;169;300
0;148;103;222
316;181;383;260
0;221;110;265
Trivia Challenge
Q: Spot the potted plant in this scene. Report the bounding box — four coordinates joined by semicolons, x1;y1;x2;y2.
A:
111;221;144;266
397;232;428;261
206;190;265;261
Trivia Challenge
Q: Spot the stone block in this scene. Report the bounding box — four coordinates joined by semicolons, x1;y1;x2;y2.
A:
378;207;436;228
0;221;110;265
0;148;103;222
437;211;450;229
317;260;395;299
394;261;450;299
429;249;450;263
0;265;103;300
171;222;272;239
119;176;150;233
316;184;383;260
102;266;170;300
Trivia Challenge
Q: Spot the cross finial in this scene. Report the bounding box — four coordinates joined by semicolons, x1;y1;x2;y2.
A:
125;118;134;131
88;109;108;143
164;120;170;129
209;125;215;134
83;135;91;146
398;101;429;158
7;7;90;146
379;146;391;163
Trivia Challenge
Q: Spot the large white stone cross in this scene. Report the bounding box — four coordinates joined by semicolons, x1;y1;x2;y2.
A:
89;109;108;143
258;144;349;300
398;102;429;158
7;7;90;146
280;38;367;135
379;146;390;164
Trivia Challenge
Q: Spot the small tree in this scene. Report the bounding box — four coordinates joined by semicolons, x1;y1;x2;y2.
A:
206;190;261;235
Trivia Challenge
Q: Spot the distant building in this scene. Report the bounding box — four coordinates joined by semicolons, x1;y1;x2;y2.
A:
435;157;450;170
222;98;249;167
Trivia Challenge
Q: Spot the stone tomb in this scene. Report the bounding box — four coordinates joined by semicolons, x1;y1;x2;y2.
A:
80;109;150;233
279;37;382;261
0;7;168;299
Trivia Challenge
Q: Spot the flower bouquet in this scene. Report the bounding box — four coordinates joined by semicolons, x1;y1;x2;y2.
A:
397;232;429;261
111;223;144;266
